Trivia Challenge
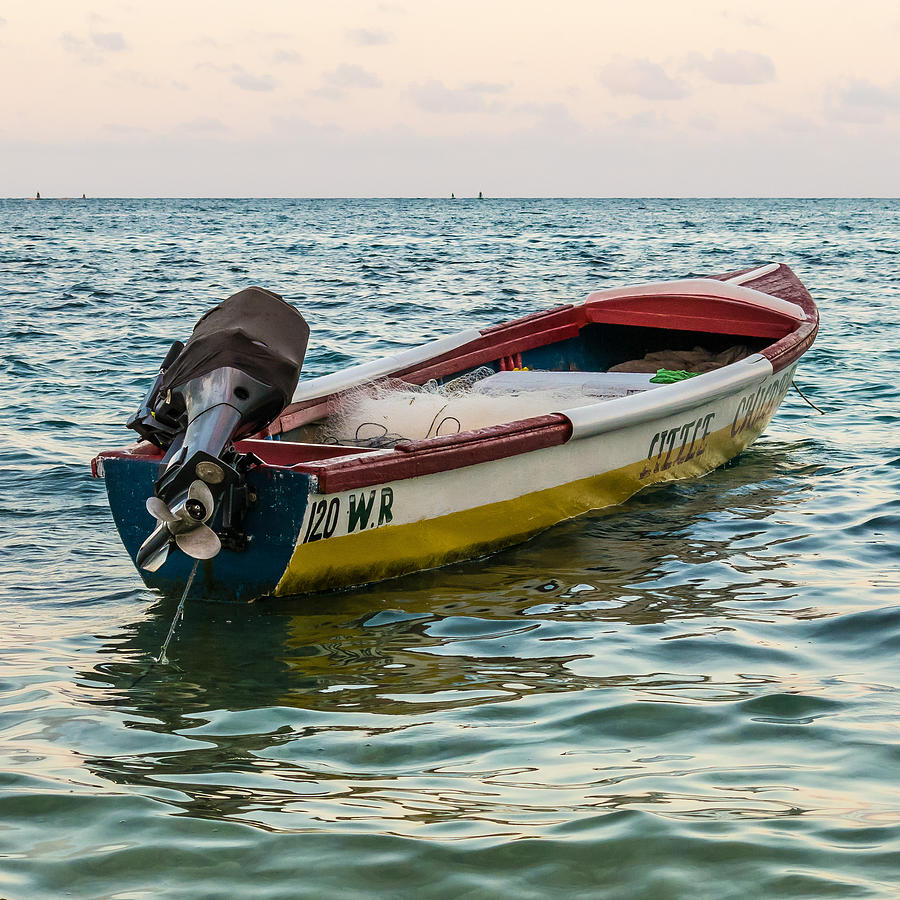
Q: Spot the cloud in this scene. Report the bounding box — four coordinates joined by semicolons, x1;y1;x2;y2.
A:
273;49;303;64
464;81;505;95
687;113;718;132
61;32;87;54
346;27;391;46
685;50;775;85
410;80;507;113
323;63;382;89
313;63;382;98
826;78;900;124
91;31;127;52
61;25;127;63
229;64;276;92
61;32;101;65
598;58;688;100
610;110;674;133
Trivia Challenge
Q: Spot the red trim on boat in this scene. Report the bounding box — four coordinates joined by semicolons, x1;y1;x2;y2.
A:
480;303;577;335
91;438;369;474
584;295;794;339
291;414;573;493
710;264;819;372
763;320;818;372
400;321;581;384
92;417;573;493
395;306;583;381
274;267;818;433
92;442;165;472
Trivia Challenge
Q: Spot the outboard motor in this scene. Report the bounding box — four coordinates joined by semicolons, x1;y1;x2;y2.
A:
128;287;309;571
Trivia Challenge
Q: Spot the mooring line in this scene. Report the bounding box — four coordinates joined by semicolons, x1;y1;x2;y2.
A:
128;558;200;687
792;380;825;415
157;558;200;664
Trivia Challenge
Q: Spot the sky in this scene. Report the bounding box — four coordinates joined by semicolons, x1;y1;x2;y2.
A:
2;0;900;196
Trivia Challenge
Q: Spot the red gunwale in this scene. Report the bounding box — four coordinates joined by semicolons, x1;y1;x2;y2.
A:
290;414;572;493
709;266;819;372
583;295;792;339
91;438;368;473
93;265;818;493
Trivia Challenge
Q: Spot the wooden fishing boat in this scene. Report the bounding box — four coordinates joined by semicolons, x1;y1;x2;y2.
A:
92;263;818;602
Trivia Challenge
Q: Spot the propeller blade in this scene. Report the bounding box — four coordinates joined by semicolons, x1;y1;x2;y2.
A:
187;480;215;523
175;523;221;560
137;523;173;571
146;496;178;525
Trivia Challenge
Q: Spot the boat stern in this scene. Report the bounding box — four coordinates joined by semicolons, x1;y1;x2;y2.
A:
93;444;312;602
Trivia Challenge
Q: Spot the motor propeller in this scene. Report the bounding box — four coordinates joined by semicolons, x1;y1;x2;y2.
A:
137;479;222;571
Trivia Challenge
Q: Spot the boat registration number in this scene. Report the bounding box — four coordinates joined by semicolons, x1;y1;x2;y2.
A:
301;487;394;544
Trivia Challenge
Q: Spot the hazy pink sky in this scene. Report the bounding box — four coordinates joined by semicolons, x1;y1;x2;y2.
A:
2;0;899;196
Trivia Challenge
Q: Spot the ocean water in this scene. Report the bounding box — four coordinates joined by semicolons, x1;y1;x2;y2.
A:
1;198;898;899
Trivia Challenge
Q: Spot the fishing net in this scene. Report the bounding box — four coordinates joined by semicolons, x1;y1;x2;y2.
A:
317;367;644;448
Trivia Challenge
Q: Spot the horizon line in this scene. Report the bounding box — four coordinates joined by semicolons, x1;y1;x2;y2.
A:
5;195;900;201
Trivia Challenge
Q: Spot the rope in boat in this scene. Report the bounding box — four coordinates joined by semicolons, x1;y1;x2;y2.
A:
792;381;825;415
350;408;463;448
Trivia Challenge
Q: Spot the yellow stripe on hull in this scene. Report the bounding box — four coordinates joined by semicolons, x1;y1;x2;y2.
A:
274;421;756;596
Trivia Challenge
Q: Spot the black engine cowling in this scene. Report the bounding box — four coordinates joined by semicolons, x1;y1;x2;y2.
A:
128;287;309;571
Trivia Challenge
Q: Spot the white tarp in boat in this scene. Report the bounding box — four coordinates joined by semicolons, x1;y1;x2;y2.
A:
319;368;661;446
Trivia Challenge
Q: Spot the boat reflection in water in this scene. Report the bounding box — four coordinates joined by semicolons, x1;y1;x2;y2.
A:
78;441;823;833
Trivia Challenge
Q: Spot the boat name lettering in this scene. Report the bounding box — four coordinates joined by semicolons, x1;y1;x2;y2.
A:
640;412;715;479
302;487;394;543
731;374;791;437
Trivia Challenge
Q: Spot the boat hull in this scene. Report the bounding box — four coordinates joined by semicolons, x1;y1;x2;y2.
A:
96;262;817;602
100;361;795;600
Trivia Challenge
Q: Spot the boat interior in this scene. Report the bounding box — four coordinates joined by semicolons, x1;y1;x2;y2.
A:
269;314;778;455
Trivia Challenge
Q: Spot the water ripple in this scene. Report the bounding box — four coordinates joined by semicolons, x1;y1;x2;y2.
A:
1;198;898;898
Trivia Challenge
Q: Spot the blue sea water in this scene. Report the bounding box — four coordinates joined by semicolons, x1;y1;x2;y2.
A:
0;198;898;899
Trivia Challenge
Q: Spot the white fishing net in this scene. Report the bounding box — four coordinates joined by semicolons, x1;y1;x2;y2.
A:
317;366;652;448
